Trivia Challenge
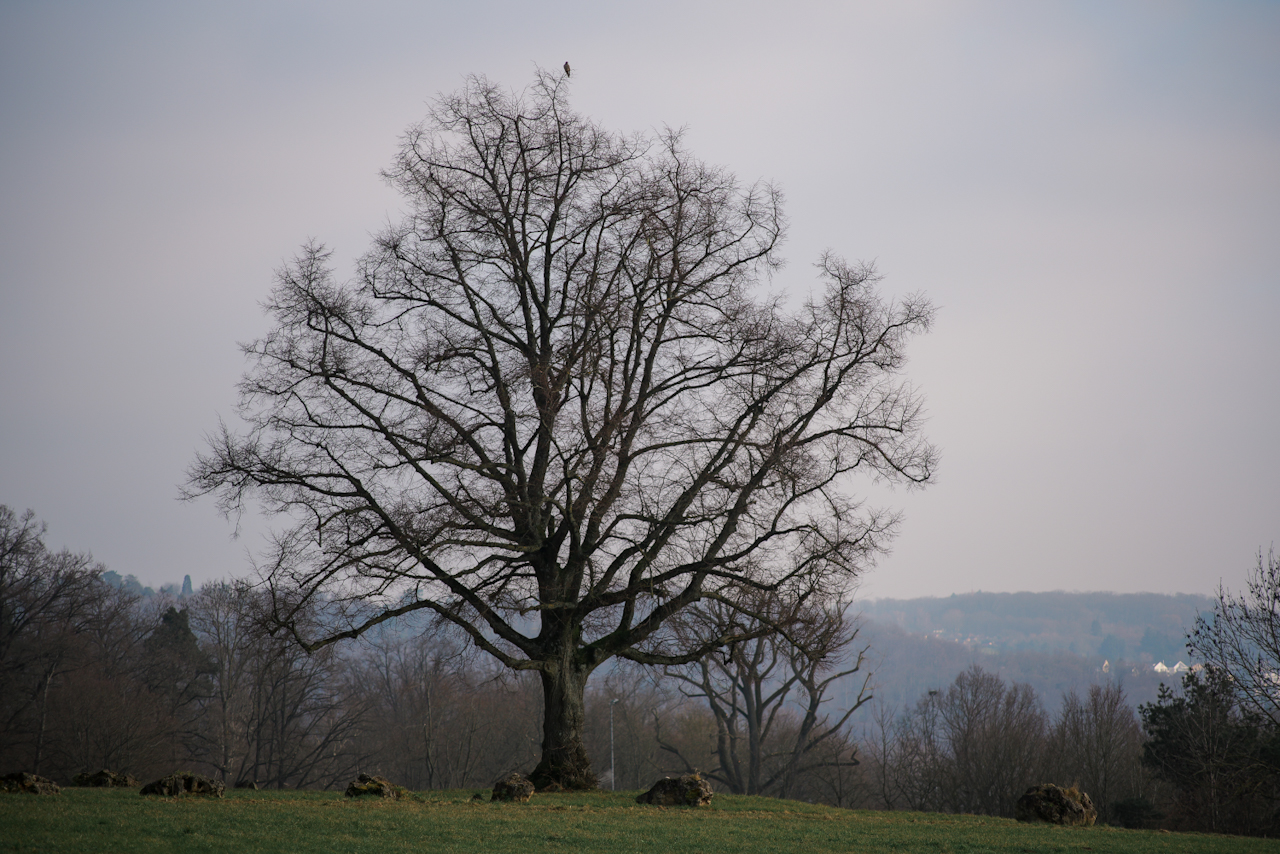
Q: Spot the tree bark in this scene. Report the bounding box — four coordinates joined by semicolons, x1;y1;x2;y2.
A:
529;661;597;790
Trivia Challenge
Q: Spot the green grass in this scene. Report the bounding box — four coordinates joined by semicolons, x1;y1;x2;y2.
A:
2;788;1277;854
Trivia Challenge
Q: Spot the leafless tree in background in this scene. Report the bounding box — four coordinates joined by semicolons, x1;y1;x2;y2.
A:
1189;548;1280;728
659;594;870;797
187;72;935;788
1048;682;1147;823
859;701;907;809
882;686;949;811
241;637;367;789
943;666;1047;816
0;506;216;782
187;582;367;789
873;666;1048;817
0;506;109;774
187;581;260;783
45;589;176;778
353;623;541;789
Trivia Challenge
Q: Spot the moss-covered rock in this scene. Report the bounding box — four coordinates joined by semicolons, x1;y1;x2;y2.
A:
73;769;140;788
490;772;535;803
1015;783;1096;826
0;772;60;795
345;773;405;799
635;773;713;807
140;772;225;798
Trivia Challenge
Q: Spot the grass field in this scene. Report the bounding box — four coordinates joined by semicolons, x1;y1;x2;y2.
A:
2;787;1277;854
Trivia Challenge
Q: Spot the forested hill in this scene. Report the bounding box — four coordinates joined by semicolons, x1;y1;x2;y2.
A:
859;591;1214;660
845;591;1216;715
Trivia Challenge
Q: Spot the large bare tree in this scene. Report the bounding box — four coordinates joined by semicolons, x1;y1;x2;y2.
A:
188;72;936;789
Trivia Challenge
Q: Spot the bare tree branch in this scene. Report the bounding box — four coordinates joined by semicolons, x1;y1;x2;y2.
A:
187;71;934;789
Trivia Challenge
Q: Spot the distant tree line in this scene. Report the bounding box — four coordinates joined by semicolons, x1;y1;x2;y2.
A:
0;506;865;799
4;506;1277;836
854;551;1280;837
859;667;1153;822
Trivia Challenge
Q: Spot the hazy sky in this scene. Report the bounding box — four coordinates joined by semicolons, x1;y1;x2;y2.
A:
2;1;1276;601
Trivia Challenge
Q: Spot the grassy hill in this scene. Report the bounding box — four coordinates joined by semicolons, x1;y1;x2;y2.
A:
2;787;1275;853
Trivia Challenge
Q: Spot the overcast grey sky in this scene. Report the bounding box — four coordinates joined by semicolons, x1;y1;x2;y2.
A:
1;1;1276;600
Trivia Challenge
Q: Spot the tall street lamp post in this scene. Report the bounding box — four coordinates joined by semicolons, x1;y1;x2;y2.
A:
610;698;620;791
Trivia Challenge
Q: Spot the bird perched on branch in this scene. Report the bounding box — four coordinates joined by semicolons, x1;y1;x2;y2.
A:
563;61;571;77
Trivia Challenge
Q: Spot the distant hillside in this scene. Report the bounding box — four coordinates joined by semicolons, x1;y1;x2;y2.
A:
832;592;1216;718
857;590;1214;663
845;620;1174;717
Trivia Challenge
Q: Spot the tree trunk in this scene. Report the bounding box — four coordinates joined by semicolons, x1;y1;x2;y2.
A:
529;662;598;791
33;666;55;776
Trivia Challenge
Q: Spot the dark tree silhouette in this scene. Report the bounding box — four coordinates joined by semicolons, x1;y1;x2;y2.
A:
1141;669;1280;836
187;72;935;789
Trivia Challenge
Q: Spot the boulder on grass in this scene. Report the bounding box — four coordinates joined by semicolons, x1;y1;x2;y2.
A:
345;773;404;799
73;769;140;788
635;773;713;807
140;773;225;798
490;772;535;803
1015;783;1096;826
0;772;60;795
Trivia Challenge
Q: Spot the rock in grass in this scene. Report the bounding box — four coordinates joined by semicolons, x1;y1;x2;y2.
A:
140;773;225;798
1015;783;1096;826
73;769;140;788
635;773;713;807
0;772;60;795
490;772;535;803
345;773;404;799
